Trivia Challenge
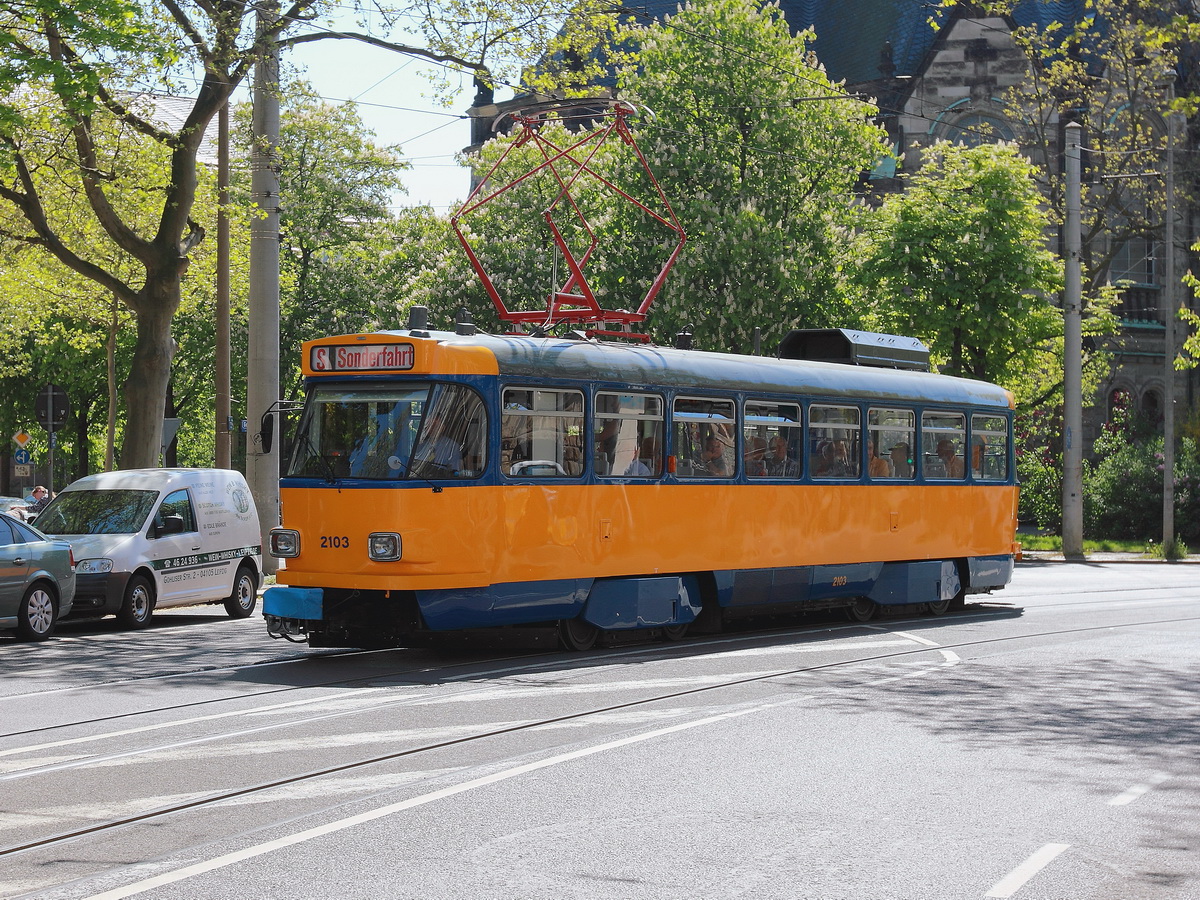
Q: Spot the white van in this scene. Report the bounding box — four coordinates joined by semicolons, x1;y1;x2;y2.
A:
35;468;262;628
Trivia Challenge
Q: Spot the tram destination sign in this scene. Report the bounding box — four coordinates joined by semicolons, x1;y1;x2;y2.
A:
311;343;415;373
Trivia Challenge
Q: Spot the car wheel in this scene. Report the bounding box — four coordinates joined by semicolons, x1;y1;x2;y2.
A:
117;574;155;629
16;582;57;641
224;564;258;618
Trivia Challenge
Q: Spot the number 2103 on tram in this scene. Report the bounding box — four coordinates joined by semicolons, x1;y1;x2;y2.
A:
263;314;1019;650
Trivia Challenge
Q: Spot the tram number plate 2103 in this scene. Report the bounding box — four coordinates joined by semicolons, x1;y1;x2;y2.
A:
320;535;350;549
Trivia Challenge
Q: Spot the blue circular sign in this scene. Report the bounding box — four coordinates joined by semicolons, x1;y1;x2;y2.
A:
14;448;31;465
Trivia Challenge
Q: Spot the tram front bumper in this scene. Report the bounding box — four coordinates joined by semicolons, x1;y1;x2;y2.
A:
264;586;323;639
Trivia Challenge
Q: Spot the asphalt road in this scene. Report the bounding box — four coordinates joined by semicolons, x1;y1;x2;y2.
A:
1;562;1197;899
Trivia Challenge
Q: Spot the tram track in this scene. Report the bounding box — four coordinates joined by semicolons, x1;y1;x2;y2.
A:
4;609;1197;862
7;577;1193;745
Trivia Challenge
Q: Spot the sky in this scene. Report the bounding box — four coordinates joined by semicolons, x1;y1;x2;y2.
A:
283;26;493;216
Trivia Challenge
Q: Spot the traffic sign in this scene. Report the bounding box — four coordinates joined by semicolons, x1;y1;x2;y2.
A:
36;383;70;429
14;464;31;477
13;448;31;465
13;430;30;448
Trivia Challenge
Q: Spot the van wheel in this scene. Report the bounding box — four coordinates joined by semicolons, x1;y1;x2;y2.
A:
224;565;258;618
17;583;57;641
118;575;155;629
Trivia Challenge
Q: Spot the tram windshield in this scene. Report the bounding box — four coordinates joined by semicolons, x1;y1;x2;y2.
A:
286;383;487;481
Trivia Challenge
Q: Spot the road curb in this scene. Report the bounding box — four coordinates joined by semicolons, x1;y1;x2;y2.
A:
1018;553;1200;564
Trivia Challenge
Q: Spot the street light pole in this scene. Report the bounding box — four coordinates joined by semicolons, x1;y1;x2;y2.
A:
1162;109;1178;550
1062;121;1084;557
247;1;281;572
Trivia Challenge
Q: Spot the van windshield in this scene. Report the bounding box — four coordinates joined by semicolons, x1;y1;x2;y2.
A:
36;490;159;535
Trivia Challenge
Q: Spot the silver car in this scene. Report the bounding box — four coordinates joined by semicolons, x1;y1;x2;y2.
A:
0;496;30;522
0;513;76;640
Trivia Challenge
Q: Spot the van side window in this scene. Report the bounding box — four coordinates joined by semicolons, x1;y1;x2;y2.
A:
156;490;197;535
501;388;585;478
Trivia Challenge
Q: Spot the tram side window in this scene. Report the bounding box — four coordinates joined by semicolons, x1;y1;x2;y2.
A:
810;405;861;479
409;385;488;479
971;414;1009;481
674;397;736;478
743;401;801;478
595;392;664;478
922;411;966;479
502;388;585;478
868;408;915;480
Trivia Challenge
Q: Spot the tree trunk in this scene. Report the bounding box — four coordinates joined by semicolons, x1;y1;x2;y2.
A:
106;295;119;471
73;397;92;482
121;293;177;468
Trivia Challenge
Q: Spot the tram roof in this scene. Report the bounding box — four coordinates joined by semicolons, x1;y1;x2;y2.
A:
371;330;1013;410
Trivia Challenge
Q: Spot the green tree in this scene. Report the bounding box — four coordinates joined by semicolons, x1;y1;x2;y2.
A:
855;141;1062;391
612;0;891;351
234;82;410;391
0;0;621;468
973;0;1199;394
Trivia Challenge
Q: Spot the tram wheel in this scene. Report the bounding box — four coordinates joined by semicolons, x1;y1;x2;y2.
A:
559;617;600;651
845;598;877;623
661;623;689;642
926;598;951;616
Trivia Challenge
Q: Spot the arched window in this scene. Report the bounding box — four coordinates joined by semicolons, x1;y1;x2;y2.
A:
945;113;1016;147
1141;389;1161;425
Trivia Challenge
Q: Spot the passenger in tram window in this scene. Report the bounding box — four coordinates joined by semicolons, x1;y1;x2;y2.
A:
624;436;659;477
867;438;891;478
702;433;731;477
765;435;800;478
889;442;913;478
815;439;851;477
745;436;768;477
937;438;965;478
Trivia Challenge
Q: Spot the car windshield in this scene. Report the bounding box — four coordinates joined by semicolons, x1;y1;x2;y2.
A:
36;490;159;535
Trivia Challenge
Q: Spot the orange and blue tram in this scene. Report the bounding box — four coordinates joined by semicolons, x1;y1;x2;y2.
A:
264;317;1019;649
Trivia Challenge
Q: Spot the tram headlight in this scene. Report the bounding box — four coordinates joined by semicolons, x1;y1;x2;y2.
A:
368;532;402;561
270;528;301;558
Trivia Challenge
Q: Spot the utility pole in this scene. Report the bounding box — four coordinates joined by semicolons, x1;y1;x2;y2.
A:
1062;121;1084;558
247;1;281;571
216;100;231;469
1162;110;1178;551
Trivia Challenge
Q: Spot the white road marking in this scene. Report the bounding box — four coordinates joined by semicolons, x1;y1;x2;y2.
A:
985;843;1071;898
81;702;780;899
1108;772;1171;806
82;648;958;900
0;688;394;761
